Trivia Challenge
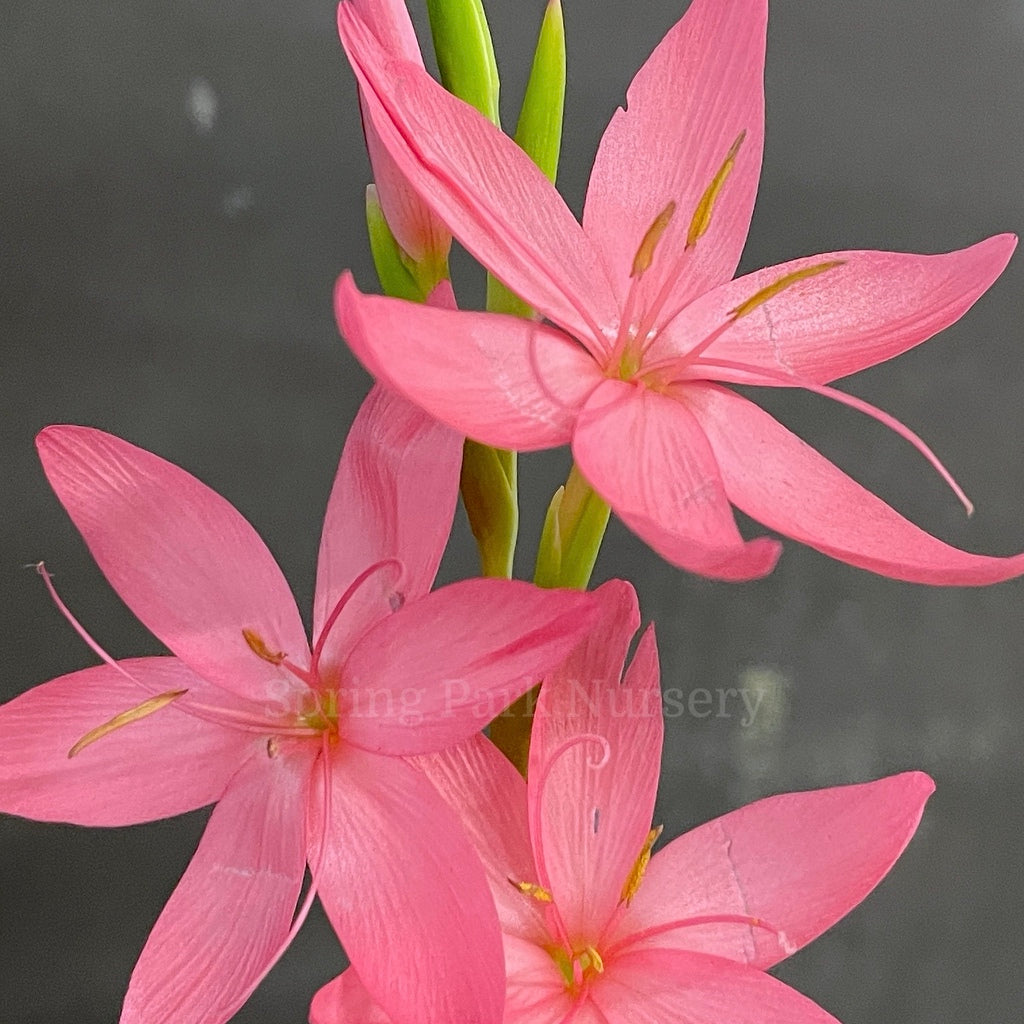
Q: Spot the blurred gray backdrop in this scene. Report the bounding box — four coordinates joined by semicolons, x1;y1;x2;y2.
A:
2;0;1023;1021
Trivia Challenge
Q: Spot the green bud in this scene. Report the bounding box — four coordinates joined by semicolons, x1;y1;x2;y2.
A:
460;439;519;578
515;0;565;186
426;0;501;126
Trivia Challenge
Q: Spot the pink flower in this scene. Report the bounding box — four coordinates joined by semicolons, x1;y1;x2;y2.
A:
335;0;1023;583
312;580;935;1024
0;387;599;1024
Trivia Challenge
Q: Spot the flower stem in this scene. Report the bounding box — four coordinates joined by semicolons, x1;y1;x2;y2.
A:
489;463;610;774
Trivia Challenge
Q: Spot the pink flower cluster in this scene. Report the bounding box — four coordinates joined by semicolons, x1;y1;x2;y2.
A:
1;0;1017;1022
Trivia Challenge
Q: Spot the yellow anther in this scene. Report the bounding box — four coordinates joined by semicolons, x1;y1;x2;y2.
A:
729;260;846;320
631;201;677;278
578;945;604;975
509;878;554;903
242;627;286;665
68;688;188;758
620;824;663;905
686;131;746;249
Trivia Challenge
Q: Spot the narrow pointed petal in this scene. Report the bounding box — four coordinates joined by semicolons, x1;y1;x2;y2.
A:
619;772;933;969
593;948;843;1024
528;581;663;938
0;658;253;826
121;752;311;1024
338;5;617;345
688;383;1024;584
310;970;394;1024
659;236;1016;383
572;380;781;580
412;733;545;942
311;747;505;1024
336;274;601;451
583;0;766;309
338;579;600;754
36;427;310;704
351;0;451;264
313;385;462;668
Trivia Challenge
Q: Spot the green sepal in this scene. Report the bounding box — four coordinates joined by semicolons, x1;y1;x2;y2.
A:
515;0;565;186
426;0;501;126
365;186;428;303
460;438;519;579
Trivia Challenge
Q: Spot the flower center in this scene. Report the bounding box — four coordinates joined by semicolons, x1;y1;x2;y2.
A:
547;942;605;996
295;687;341;743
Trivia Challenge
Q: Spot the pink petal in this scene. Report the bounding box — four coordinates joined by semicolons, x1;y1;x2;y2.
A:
0;658;253;826
572;380;781;580
36;426;310;704
617;772;933;970
592;947;843;1024
687;383;1024;584
338;579;600;755
504;934;575;1024
411;733;545;943
528;581;663;940
350;0;449;263
312;385;462;671
337;5;618;346
583;0;766;312
310;746;505;1024
336;274;601;451
121;751;312;1024
310;970;395;1024
660;236;1016;384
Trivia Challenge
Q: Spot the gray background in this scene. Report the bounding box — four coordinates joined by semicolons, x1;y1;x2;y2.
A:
2;0;1023;1021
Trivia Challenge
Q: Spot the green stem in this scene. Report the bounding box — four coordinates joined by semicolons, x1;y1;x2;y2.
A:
489;463;611;775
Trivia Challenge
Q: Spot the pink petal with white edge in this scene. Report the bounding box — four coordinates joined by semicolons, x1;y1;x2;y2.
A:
311;746;505;1024
120;750;312;1024
583;0;767;312
411;733;545;942
0;658;255;826
657;236;1016;384
36;426;310;704
572;380;781;580
312;384;461;670
687;383;1024;584
337;6;618;346
310;970;395;1024
528;581;663;940
336;273;601;451
339;579;600;755
592;947;843;1024
617;772;933;970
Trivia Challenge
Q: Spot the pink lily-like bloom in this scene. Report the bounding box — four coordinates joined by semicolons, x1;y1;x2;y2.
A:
335;0;1023;583
311;580;935;1023
0;387;599;1024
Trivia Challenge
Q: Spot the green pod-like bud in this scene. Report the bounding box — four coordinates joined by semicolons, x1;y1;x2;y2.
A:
426;0;501;126
515;0;565;185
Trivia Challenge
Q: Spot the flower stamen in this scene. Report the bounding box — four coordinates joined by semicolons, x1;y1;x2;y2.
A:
686;130;746;250
68;688;188;758
619;824;663;905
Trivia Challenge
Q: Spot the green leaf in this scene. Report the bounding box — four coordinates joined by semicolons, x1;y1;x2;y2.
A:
426;0;501;126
